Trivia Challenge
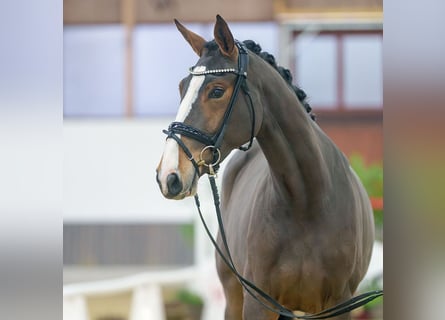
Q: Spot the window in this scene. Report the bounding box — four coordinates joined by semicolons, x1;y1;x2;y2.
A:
294;31;382;113
64;25;125;116
343;34;382;108
295;34;337;109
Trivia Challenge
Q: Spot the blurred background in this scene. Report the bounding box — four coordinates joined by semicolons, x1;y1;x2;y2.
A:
63;1;383;320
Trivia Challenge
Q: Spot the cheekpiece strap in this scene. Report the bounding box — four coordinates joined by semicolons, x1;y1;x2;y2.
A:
235;41;248;77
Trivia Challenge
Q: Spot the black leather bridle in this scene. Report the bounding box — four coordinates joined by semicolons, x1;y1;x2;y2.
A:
162;41;383;318
163;41;255;176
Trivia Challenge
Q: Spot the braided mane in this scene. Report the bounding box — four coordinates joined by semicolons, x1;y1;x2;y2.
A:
242;40;315;121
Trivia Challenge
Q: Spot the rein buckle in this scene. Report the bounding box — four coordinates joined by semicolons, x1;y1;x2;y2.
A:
208;164;216;177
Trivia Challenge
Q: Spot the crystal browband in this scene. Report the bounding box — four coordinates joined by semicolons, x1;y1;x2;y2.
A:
189;67;246;77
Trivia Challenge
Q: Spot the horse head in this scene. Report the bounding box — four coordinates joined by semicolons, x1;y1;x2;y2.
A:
156;15;262;199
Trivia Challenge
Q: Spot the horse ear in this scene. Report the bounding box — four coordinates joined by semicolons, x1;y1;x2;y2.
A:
174;19;206;57
214;14;238;61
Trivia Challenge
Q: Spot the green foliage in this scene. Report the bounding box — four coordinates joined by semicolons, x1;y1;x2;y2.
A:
361;275;383;310
349;154;383;231
179;223;194;246
373;209;383;231
349;154;383;198
176;288;203;305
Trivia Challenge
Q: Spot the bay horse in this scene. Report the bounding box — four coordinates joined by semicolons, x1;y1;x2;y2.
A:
156;15;375;320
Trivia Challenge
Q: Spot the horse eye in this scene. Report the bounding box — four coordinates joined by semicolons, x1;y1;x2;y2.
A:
209;87;225;99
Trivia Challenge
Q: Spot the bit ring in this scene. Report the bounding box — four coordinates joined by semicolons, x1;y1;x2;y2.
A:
198;145;221;167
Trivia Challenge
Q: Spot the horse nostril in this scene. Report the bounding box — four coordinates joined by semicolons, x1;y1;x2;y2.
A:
167;173;183;196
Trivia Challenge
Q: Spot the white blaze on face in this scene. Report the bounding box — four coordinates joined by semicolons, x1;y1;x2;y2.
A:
159;66;206;191
175;66;207;122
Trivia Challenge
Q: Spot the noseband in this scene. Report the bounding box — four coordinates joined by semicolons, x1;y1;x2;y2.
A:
163;41;255;176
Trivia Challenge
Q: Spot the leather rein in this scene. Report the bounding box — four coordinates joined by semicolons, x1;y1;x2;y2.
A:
163;41;383;319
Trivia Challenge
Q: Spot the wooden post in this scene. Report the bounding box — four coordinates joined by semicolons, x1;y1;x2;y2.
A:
122;0;135;117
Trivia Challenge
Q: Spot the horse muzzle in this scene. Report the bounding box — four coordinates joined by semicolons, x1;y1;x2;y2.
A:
156;163;198;200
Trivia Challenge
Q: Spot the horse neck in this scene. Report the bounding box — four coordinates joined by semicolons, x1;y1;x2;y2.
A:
253;62;330;209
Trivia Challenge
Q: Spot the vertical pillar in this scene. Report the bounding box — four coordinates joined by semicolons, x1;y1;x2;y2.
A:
122;0;135;117
130;284;165;320
278;22;294;71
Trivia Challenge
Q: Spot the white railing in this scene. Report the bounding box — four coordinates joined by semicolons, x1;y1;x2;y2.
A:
63;241;382;320
63;267;198;320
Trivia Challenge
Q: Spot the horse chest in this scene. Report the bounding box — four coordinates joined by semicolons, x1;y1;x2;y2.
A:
225;192;322;276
